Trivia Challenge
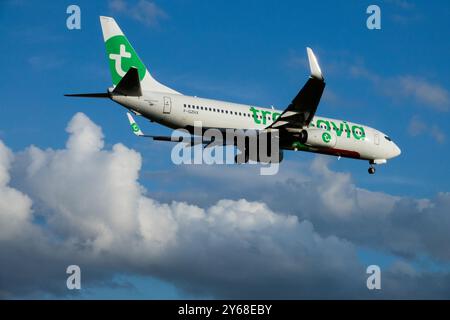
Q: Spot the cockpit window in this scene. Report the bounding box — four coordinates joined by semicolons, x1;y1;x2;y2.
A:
384;136;392;142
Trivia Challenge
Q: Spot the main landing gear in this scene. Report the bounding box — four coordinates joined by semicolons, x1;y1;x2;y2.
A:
368;161;376;175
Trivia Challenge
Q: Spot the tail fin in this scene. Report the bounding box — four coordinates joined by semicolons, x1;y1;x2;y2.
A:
99;16;179;95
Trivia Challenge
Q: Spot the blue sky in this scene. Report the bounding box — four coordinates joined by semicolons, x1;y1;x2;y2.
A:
1;0;449;196
1;0;450;299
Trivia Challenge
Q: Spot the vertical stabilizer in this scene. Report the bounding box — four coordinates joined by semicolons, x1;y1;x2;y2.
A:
99;16;180;94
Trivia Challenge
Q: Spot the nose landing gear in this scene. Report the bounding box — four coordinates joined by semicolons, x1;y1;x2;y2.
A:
368;161;376;174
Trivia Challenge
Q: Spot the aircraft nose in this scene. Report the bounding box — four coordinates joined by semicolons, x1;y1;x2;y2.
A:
392;143;401;158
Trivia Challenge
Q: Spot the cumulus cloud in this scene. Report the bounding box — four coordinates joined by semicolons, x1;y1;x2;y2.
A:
0;141;33;241
147;156;450;264
109;0;168;27
0;113;366;298
1;113;450;299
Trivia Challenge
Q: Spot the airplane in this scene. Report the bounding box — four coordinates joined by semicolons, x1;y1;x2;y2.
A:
66;16;401;174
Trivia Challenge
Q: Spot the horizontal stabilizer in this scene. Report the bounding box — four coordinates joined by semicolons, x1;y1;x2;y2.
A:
126;113;221;146
64;92;110;98
113;67;142;96
127;112;144;136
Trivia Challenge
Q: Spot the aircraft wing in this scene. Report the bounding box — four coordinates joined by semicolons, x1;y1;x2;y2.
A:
268;47;325;130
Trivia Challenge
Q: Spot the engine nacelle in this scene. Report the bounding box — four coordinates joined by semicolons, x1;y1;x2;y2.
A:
300;129;337;148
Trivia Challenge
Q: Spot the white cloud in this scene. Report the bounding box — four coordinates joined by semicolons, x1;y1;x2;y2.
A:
408;116;445;144
146;155;450;263
430;126;445;144
397;76;450;111
0;113;365;298
408;116;426;136
347;63;449;112
109;0;168;27
0;141;33;241
285;52;448;112
2;113;450;298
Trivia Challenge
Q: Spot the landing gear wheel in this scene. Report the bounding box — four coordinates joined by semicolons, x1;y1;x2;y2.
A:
368;167;376;174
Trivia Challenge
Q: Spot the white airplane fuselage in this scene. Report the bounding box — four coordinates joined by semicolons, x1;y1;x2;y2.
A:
113;91;401;162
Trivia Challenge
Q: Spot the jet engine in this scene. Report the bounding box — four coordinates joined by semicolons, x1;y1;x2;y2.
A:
299;128;337;148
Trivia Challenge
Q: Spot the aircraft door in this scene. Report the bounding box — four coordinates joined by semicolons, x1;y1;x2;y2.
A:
374;132;380;145
163;96;172;114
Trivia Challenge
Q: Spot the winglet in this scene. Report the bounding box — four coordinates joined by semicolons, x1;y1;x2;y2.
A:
306;47;323;80
126;112;144;136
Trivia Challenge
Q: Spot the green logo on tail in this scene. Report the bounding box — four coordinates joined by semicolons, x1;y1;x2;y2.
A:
105;35;146;85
